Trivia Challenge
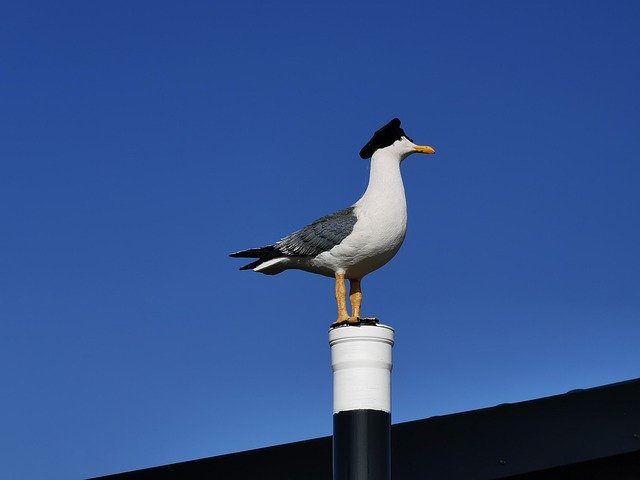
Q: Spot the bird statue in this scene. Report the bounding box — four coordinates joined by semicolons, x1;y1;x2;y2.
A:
230;118;435;325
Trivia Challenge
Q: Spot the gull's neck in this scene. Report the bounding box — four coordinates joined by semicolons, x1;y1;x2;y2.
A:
356;149;406;210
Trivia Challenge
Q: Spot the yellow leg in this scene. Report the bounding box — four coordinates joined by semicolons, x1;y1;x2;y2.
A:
334;273;351;324
349;279;362;321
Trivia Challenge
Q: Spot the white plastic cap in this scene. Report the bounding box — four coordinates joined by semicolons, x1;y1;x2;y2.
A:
329;324;395;413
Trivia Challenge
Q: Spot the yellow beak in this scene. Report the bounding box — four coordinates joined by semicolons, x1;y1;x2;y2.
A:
414;145;436;154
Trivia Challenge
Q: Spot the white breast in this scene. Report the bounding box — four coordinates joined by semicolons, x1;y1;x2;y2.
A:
313;147;408;279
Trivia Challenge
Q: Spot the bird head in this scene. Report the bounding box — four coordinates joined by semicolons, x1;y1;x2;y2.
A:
359;118;435;161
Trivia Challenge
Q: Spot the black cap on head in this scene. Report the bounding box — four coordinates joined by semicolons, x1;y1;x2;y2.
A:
359;118;413;159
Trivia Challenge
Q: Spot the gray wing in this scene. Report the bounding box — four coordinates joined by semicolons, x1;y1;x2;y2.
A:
275;206;357;257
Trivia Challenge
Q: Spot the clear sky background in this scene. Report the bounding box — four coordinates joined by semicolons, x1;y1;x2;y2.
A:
1;1;639;479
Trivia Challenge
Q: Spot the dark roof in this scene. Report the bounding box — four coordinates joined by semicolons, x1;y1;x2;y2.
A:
93;378;640;480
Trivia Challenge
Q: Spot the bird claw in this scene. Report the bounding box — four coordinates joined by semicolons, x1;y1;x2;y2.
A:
330;317;380;328
358;317;380;326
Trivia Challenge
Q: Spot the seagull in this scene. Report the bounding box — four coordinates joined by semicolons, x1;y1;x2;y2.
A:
230;118;435;325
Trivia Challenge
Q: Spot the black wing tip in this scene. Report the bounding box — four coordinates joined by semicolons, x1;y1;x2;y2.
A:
229;245;276;258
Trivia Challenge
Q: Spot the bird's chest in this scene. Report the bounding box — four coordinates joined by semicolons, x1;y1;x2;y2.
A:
333;200;407;268
354;204;407;255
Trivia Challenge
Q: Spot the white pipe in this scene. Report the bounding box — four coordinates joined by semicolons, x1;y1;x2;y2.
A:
329;324;395;413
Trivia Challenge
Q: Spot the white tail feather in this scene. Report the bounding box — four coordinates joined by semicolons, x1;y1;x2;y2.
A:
253;257;290;275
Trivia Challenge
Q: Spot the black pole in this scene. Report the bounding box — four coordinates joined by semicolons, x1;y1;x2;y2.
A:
329;324;394;480
333;409;391;480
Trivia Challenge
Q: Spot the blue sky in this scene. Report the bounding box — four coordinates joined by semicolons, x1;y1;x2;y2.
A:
1;1;639;478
